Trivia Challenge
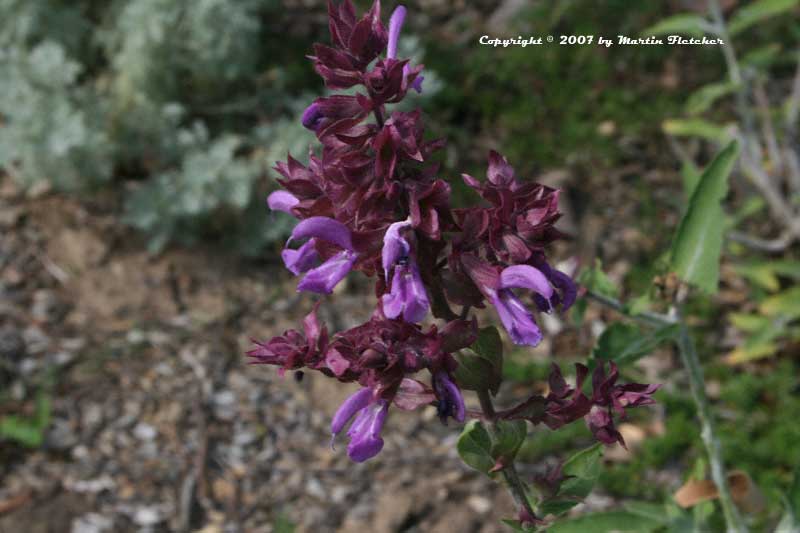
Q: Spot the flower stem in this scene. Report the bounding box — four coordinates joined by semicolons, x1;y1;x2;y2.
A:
583;290;674;327
588;290;747;532
476;389;536;518
673;305;749;533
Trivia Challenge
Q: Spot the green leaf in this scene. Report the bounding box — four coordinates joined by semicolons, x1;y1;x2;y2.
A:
662;118;731;142
760;287;800;319
539;499;582;517
548;511;664;533
455;326;504;394
729;313;772;333
642;14;711;37
623;501;671;523
0;416;45;447
670;141;739;293
734;263;780;291
578;260;617;297
681;159;703;201
728;0;800;36
457;420;494;474
491;419;528;462
559;443;604;500
685;81;737;116
741;43;782;69
593;322;679;366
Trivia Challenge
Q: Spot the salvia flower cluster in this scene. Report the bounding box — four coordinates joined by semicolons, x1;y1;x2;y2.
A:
249;0;658;464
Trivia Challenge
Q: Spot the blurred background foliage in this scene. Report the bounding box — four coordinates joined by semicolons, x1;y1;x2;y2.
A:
1;0;799;529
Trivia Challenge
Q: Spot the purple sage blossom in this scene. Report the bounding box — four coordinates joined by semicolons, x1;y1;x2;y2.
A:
301;102;325;131
283;216;358;294
267;190;300;214
381;219;430;322
433;371;465;423
331;387;389;462
492;265;553;346
463;255;554;347
387;5;423;93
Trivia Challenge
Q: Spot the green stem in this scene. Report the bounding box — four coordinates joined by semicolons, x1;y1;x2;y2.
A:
588;290;747;532
476;389;536;519
584;290;675;327
674;308;748;533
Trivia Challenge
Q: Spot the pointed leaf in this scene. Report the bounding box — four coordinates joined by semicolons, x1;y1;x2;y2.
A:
728;0;800;36
593;322;679;366
685;81;737;116
559;444;604;499
491;419;528;462
670;141;739;293
548;511;665;533
663;118;731;142
455;326;504;393
457;420;494;474
642;14;711;37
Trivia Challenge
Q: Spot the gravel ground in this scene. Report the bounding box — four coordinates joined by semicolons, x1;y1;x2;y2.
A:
0;178;514;533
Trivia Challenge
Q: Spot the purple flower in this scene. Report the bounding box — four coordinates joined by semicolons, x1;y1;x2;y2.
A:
496;266;553;346
381;220;430;322
283;217;358;294
301;102;325;131
490;265;554;345
433;371;465;423
387;5;405;60
267;190;300;214
387;5;423;93
462;255;554;347
331;387;389;462
490;290;543;347
281;239;320;275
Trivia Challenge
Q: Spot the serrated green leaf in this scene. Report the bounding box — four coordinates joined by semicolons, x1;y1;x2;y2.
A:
457;420;494;474
670;141;739;293
456;326;504;393
491;419;528;461
593;322;679;366
472;326;503;362
642;14;711;37
577;260;617;297
548;511;664;533
539;499;581;517
454;350;497;393
685;81;737;116
663;118;731;142
559;444;604;500
728;0;800;36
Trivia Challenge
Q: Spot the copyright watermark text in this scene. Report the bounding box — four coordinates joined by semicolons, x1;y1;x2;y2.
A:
479;34;725;48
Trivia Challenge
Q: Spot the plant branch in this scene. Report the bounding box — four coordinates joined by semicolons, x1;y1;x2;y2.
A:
727;229;793;252
476;389;537;519
671;299;748;533
583;290;675;328
589;288;748;532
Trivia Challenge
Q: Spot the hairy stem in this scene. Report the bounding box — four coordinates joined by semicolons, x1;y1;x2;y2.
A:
673;307;748;533
476;389;536;519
